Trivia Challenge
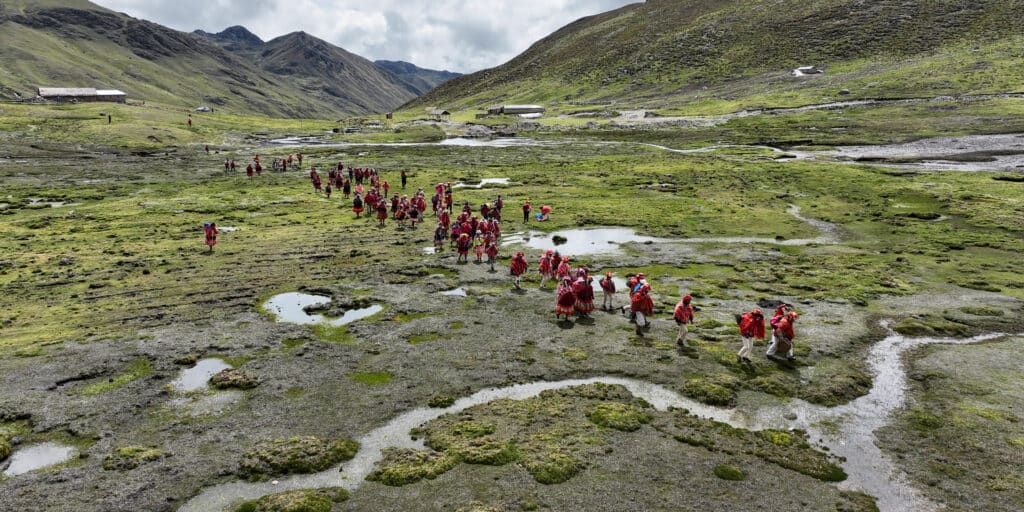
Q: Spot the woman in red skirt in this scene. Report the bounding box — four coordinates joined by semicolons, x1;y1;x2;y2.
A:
456;232;472;263
554;278;577;320
352;192;365;218
376;199;388;227
574;275;595;317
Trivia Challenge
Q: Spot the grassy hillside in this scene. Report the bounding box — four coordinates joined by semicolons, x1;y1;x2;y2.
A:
411;0;1024;114
0;1;413;117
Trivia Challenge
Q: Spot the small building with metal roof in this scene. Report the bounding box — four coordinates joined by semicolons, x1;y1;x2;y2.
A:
37;87;127;103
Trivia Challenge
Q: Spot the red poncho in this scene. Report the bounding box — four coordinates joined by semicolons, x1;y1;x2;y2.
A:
739;313;766;339
631;291;654;315
510;256;528;276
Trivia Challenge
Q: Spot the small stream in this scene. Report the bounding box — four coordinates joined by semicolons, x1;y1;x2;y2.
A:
178;325;1015;512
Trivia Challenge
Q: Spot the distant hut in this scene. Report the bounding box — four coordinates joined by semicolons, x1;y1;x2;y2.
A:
429;109;451;120
499;105;546;115
37;87;127;103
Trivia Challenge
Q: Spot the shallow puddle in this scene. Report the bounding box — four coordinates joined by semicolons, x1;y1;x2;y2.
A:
439;288;467;297
263;293;382;326
170;358;233;392
179;326;1016;512
452;178;511;189
517;228;665;255
2;443;78;477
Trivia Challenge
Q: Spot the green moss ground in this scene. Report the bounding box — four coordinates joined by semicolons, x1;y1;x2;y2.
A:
878;337;1024;511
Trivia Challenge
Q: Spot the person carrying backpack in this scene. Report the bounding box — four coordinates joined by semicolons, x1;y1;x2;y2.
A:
673;294;698;347
736;308;766;364
767;310;798;362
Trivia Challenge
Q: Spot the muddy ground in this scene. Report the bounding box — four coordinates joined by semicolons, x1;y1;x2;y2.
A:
1;133;1023;512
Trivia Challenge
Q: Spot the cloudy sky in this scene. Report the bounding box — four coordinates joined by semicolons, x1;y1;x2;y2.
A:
93;0;637;73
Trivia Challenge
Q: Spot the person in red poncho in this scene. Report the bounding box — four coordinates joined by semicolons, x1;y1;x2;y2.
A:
673;294;698;347
537;250;555;289
599;272;616;310
573;275;595;317
246;163;254;179
556;256;571;281
554;277;576;320
352;192;364;218
510;251;529;289
376;199;388;227
631;283;654;336
486;240;499;272
203;222;218;252
456;233;472;263
767;310;798;361
736;308;766;364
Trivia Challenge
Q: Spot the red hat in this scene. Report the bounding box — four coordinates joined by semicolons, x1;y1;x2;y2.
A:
683;294;692;302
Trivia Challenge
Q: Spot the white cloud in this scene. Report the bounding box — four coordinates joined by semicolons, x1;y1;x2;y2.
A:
93;0;637;72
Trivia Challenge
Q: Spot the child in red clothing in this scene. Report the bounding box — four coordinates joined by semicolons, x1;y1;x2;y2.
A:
509;251;529;289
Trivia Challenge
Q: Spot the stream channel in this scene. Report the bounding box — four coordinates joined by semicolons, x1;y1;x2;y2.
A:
178;324;1015;512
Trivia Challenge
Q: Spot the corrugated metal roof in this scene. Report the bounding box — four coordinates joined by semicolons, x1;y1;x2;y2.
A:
38;87;97;97
96;90;126;96
503;105;545;110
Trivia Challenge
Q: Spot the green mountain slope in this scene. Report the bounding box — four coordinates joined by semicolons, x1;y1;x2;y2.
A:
411;0;1024;113
0;1;413;117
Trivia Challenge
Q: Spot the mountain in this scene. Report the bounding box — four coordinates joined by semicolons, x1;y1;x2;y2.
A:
196;26;458;101
375;60;461;96
230;31;416;115
411;0;1024;112
192;25;263;52
0;1;414;117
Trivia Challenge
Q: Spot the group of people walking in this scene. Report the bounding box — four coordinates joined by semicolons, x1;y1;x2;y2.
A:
509;250;801;362
210;152;803;363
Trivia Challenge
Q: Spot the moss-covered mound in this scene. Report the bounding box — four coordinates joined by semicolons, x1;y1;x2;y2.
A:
893;315;972;337
102;445;165;471
234;487;349;512
401;383;653;486
680;374;740;406
797;361;873;407
586;402;652;432
427;395;456;408
365;448;458;486
239;437;359;481
713;464;747;481
210;368;260;390
0;439;10;461
654;411;846;483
